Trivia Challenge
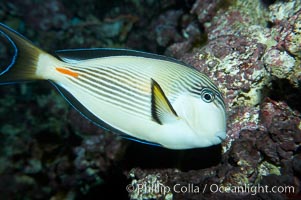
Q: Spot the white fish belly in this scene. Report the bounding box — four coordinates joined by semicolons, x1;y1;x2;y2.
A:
58;80;202;149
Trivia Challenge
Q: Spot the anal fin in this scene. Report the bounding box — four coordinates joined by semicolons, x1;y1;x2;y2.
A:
151;79;178;125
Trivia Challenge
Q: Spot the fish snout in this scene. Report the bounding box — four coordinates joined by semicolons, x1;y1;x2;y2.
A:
214;131;226;142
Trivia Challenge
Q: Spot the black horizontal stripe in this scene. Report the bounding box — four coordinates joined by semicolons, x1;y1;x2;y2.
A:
103;67;146;84
75;68;150;98
87;68;150;95
67;64;148;84
72;67;150;97
68;78;152;119
79;74;150;106
77;76;150;110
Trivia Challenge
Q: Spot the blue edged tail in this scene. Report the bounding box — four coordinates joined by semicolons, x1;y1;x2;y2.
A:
0;23;45;84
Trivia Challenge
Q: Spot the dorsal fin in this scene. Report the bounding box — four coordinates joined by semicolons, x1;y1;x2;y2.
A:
151;79;178;125
55;48;189;67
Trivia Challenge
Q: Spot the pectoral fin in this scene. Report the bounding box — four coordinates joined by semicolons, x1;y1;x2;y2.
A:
151;79;178;125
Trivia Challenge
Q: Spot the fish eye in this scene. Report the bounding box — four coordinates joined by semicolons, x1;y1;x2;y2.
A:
201;88;215;103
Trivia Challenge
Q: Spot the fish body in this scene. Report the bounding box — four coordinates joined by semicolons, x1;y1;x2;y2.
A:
0;23;226;149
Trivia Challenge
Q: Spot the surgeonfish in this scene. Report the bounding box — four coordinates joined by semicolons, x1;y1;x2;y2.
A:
0;23;226;149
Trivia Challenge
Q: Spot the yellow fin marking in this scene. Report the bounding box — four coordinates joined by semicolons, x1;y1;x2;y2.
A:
56;67;79;77
151;79;178;124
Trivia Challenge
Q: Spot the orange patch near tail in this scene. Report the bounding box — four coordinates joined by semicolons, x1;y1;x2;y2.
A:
56;67;79;77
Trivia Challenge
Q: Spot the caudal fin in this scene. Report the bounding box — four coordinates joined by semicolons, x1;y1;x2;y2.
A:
0;23;46;84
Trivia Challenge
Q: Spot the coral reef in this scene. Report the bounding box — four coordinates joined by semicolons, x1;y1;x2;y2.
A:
0;0;300;199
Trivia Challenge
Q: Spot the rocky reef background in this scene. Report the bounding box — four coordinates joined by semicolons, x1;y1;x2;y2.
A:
0;0;300;199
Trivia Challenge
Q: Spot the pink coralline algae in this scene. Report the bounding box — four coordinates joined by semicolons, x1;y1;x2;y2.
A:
259;98;301;165
140;0;301;199
268;4;301;86
170;0;301;150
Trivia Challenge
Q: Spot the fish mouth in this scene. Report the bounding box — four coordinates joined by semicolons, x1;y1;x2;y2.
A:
215;131;226;142
217;136;224;142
